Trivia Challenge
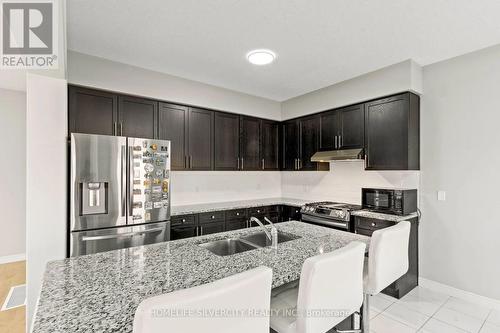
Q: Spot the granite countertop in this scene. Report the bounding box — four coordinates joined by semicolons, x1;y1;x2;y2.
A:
351;209;419;222
32;221;370;333
171;197;309;216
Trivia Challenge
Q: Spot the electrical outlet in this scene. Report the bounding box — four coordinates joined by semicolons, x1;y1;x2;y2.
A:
437;191;446;201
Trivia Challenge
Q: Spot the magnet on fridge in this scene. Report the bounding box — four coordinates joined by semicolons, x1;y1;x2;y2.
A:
143;141;148;148
150;144;157;151
145;202;152;210
143;180;151;186
145;212;151;221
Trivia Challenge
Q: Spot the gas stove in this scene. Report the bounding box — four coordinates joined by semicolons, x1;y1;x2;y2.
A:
300;201;362;231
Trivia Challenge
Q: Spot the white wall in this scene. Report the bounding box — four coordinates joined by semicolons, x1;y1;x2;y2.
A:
0;89;26;262
281;162;420;204
26;74;68;326
420;44;500;300
281;60;423;120
68;51;282;120
171;171;282;206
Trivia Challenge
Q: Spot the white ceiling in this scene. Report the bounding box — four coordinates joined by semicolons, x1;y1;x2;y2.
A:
67;0;500;101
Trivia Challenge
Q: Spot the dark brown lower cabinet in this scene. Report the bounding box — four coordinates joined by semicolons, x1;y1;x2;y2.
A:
355;216;419;299
226;219;247;231
281;205;302;222
171;225;198;240
199;221;225;236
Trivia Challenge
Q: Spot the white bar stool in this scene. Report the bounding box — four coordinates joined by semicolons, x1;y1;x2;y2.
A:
133;266;273;333
361;221;411;332
270;241;367;333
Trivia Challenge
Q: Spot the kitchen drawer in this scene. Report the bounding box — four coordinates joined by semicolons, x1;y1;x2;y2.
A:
199;211;225;224
355;217;395;230
267;205;280;213
248;206;267;216
225;209;247;220
171;214;196;226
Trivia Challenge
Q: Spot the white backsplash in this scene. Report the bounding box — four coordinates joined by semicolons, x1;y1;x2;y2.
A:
281;161;420;204
170;171;282;206
171;162;420;206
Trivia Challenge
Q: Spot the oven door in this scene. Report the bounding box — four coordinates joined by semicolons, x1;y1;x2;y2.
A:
362;189;394;212
301;214;350;231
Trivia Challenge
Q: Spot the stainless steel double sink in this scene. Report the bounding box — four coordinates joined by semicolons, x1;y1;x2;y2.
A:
199;231;300;256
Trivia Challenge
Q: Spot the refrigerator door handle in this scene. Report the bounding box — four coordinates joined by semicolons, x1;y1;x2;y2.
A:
121;145;127;217
81;227;164;241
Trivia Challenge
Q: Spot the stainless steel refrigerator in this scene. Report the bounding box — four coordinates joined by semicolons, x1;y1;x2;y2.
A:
70;133;171;257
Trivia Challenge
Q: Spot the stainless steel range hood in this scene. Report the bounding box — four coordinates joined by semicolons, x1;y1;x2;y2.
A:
310;148;364;162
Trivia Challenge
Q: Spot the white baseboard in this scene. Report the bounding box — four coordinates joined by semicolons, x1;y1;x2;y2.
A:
420;277;500;311
0;253;26;265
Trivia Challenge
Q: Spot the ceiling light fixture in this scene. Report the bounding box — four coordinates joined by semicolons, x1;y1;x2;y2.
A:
246;49;276;65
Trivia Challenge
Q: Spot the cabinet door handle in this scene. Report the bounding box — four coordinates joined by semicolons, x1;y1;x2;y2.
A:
262;158;265;170
119;122;123;136
185;156;188;169
335;135;338;149
211;215;215;219
182;219;186;223
199;226;203;235
196;226;199;237
371;222;376;227
237;157;240;170
190;156;193;169
241;157;244;170
364;154;367;169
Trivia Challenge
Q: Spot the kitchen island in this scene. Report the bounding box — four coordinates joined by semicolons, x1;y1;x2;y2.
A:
32;221;370;333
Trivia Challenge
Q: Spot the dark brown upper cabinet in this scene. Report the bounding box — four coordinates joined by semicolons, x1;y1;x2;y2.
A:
319;103;364;151
69;86;118;136
282;120;300;170
240;116;261;171
158;103;188;170
261;120;280;170
118;96;157;139
187;108;214;170
299;115;321;171
214;112;240;170
365;93;420;170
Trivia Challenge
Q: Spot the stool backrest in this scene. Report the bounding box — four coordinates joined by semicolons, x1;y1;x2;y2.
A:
296;241;366;333
133;266;273;333
366;221;411;295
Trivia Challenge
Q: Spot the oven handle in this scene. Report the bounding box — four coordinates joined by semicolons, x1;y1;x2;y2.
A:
301;214;349;230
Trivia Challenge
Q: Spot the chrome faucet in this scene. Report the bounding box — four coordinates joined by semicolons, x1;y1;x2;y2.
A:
249;216;278;249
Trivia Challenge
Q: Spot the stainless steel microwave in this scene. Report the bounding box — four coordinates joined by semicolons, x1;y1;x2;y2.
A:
361;188;417;216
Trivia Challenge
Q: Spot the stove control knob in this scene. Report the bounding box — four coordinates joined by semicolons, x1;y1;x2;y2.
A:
309;207;314;212
301;206;306;211
338;211;346;218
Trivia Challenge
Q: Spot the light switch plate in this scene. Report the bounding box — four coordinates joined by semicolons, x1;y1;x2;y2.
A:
437;191;446;201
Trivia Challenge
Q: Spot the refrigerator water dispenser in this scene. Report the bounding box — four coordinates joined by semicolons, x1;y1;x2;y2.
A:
80;182;108;215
